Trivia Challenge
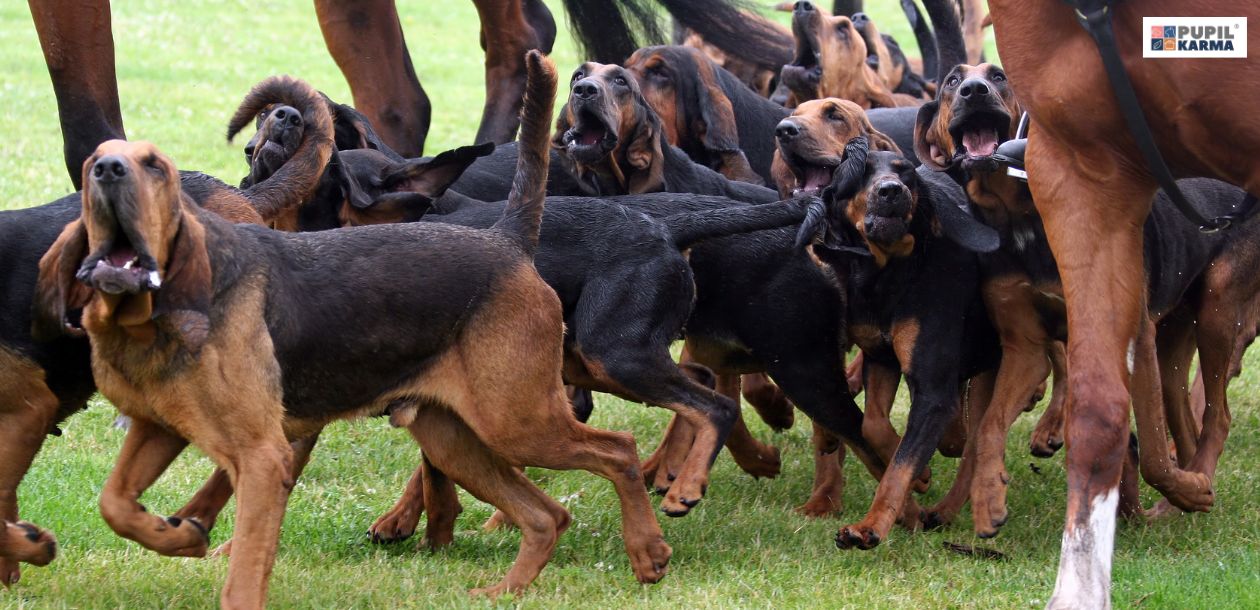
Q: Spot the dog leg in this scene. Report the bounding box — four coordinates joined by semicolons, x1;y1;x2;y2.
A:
0;521;56;569
971;276;1052;537
718;374;782;480
862;362;930;492
99;417;208;557
924;370;995;530
641;414;694;494
795;423;845;518
1155;311;1199;467
1131;315;1213;512
0;360;59;585
314;0;430;156
1030;341;1068;457
218;440;295;610
740;372;795;431
369;454;426;544
409;408;570;597
174;433;320;558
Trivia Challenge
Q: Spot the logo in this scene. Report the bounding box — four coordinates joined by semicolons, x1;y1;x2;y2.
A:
1143;17;1247;58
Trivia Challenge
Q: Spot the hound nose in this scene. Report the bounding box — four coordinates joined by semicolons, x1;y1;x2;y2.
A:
573;79;601;101
794;1;814;13
92;155;128;182
271;106;302;128
876;181;901;198
775;120;801;141
958;78;991;99
852;12;869;26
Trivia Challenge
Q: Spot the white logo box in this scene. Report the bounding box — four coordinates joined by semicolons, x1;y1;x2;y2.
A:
1142;17;1247;58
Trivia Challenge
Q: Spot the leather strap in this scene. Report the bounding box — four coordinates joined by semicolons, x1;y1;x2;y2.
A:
1065;1;1241;232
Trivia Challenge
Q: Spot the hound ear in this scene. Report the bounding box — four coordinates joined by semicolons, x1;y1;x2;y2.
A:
625;99;666;194
929;189;1000;253
32;219;92;341
913;100;951;170
152;215;213;352
693;64;762;185
326;152;374;210
859;115;902;154
380;142;494;199
323;93;402;159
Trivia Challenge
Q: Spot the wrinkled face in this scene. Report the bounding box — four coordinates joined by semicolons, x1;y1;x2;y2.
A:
781;1;867;102
774;98;874;195
242;103;305;185
78;140;182;295
555;62;641;165
625;47;689;146
936;63;1019;172
845;151;919;260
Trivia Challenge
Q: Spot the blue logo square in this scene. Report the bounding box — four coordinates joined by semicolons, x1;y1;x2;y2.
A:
1151;38;1164;51
1163;26;1176;38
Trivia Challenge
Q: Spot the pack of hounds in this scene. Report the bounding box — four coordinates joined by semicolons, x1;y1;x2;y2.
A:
5;0;1258;608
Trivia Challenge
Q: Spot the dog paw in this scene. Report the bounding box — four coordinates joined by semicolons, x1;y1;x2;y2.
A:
794;495;842;518
628;537;672;584
368;505;421;544
730;444;782;479
835;524;882;550
3;522;57;569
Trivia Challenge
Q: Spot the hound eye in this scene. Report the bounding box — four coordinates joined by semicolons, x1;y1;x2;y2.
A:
613;76;628;87
992;72;1006;82
144;157;164;175
827;109;846;123
946;75;961;87
571;72;584;84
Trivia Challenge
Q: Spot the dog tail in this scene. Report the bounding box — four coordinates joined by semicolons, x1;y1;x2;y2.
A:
658;0;792;72
663;199;813;250
901;0;939;80
921;0;966;83
226;75;334;223
494;50;557;255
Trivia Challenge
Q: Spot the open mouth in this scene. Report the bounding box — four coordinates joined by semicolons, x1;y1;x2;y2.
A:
785;13;823;85
786;152;839;196
250;138;290;183
561;105;618;164
865;216;909;244
79;226;161;295
949;109;1011;167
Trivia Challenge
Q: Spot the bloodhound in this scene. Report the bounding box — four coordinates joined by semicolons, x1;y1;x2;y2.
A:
984;1;1260;606
779;1;923;109
32;53;670;607
0;75;331;586
771;98;901;198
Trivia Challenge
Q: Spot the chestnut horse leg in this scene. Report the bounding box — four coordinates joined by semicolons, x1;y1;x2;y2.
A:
29;0;125;189
471;0;556;144
315;0;430;156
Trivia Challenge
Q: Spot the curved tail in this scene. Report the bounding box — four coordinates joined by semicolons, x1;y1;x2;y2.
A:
920;0;966;83
664;199;812;250
494;50;557;255
226;75;334;223
901;0;939;80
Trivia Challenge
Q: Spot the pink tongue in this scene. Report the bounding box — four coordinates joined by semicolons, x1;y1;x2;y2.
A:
579;128;604;146
802;166;834;192
107;245;136;267
963;129;998;158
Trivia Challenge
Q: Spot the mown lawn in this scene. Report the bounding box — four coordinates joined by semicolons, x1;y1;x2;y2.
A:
0;1;1256;608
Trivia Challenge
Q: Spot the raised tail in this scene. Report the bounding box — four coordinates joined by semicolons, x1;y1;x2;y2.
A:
663;198;813;251
901;0;939;80
920;0;966;83
494;50;557;255
226;75;334;223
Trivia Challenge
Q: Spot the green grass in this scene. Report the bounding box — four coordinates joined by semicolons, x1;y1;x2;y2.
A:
0;1;1255;608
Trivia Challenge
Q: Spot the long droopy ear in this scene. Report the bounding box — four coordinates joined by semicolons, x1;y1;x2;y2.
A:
694;62;762;185
912;100;951;170
32;219;92;341
624;98;666;194
152;214;213;352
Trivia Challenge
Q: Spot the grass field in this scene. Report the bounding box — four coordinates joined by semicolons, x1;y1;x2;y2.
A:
1;2;1257;608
